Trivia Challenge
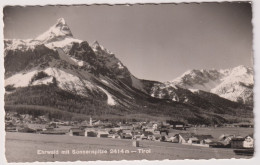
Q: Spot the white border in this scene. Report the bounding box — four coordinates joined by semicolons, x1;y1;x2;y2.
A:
0;0;259;165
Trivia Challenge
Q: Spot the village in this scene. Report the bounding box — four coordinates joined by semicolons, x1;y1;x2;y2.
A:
5;112;254;155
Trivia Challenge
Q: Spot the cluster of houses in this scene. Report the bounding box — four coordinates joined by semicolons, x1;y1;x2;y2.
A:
69;126;254;149
5;113;254;149
66;118;254;149
5;112;49;125
215;134;254;149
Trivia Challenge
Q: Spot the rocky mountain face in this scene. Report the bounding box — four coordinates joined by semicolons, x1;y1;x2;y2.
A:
4;18;253;124
155;66;254;105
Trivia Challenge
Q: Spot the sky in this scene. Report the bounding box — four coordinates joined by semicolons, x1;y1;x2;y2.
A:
3;3;253;82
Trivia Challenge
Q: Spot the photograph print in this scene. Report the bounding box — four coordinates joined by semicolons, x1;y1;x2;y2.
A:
3;2;254;162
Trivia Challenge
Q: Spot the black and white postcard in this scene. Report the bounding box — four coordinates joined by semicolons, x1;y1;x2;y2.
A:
1;0;257;163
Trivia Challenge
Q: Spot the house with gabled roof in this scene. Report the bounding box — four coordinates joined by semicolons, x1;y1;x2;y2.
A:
69;127;84;136
174;133;195;144
84;128;97;137
231;134;254;149
97;130;109;138
174;133;214;145
218;134;235;146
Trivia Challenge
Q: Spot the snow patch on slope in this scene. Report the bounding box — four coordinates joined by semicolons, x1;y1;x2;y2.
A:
5;70;39;87
118;62;124;69
189;89;199;93
210;66;253;103
101;79;109;85
32;77;53;86
171;69;222;91
97;86;116;106
5;68;97;97
45;37;82;52
70;57;85;67
44;68;95;94
4;39;40;52
181;79;221;92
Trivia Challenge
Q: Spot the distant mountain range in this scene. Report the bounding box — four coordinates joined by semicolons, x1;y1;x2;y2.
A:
4;18;253;124
151;66;253;105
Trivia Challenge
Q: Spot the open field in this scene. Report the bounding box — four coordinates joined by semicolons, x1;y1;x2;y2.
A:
5;131;253;162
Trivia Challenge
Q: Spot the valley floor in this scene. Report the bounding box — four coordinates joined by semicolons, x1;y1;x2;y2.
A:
5;132;252;162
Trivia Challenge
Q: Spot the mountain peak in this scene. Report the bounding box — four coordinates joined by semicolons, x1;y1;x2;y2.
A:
35;18;73;43
56;18;66;25
230;65;253;75
92;40;100;48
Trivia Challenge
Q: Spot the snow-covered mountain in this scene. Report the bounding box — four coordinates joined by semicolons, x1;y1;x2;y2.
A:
4;18;81;53
35;18;73;42
4;18;150;109
155;66;254;105
4;18;253;124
